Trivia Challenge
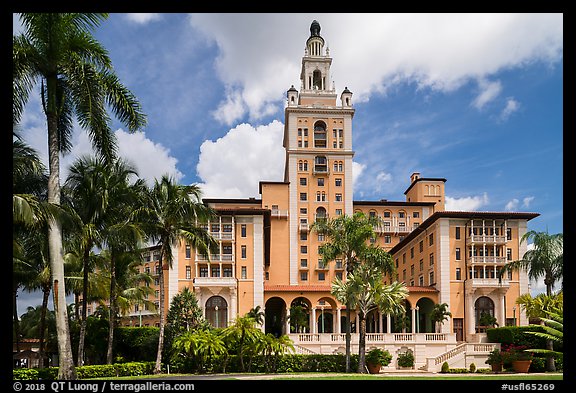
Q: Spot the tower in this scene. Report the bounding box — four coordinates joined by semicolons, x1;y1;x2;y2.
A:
283;21;355;285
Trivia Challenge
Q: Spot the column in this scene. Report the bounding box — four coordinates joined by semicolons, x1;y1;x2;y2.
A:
467;294;476;336
311;308;317;334
387;314;392;333
336;307;341;334
499;294;506;328
286;307;291;335
230;287;237;328
411;307;416;334
379;311;383;333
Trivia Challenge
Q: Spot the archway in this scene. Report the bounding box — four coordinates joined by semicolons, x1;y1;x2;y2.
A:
289;297;311;333
416;297;435;333
265;297;287;337
205;296;227;328
475;296;495;327
392;299;412;333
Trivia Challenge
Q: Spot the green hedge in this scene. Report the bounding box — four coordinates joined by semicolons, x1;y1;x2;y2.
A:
486;325;562;351
13;362;156;380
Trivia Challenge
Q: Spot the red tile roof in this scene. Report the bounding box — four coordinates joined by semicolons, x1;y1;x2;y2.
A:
264;284;438;293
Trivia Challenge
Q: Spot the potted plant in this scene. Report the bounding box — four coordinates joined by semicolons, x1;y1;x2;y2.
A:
506;344;533;373
485;348;504;372
365;348;392;374
397;350;415;369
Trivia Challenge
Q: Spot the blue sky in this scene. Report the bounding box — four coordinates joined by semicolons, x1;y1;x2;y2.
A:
13;13;563;307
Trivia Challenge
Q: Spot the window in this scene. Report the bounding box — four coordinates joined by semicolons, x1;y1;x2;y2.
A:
384;235;391;244
336;272;343;280
241;245;247;259
384;211;391;218
300;208;307;214
370;236;376;244
318;272;325;281
429;233;434;246
455;227;461;240
211;267;220;277
222;244;232;255
185;245;191;259
419;259;424;271
241;224;246;237
300;259;308;268
507;248;512;261
301;245;307;254
335;259;343;269
300;232;307;240
144;253;151;262
300;192;307;201
300;272;308;281
402;269;406;281
413;212;420;218
300;177;307;186
153;251;160;261
429;253;434;266
410;247;414;258
241;266;247;279
399;211;405;218
156;264;161;275
335;178;342;187
154;278;159;286
318;233;325;241
419;240;423;253
456;248;461;260
402;253;406;264
335;193;342;202
410;264;414;276
419;276;424;286
317;178;324;186
186;266;191;279
507;228;512;240
303;161;308;171
223;267;233;277
298;140;302;147
335;209;343;216
429;271;435;285
369;211;376;218
338;162;343;172
200;267;208;277
456;268;461;280
314;121;327;148
298;161;303;171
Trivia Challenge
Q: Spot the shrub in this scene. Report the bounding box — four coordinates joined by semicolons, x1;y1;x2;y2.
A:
397;351;414;368
441;361;450;373
365;348;392;366
469;363;476;372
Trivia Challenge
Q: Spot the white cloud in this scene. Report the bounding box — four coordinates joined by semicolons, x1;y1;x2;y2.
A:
505;198;519;211
522;196;535;208
472;79;502;109
125;14;162;24
445;192;489;211
187;13;562;123
196;120;285;198
352;162;366;191
500;97;521;120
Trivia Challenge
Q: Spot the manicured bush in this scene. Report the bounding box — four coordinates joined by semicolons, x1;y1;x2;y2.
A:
440;361;450;373
13;369;39;380
114;327;159;362
469;363;476;372
13;361;157;380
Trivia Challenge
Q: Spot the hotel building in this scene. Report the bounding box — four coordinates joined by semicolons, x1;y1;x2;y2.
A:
122;21;538;370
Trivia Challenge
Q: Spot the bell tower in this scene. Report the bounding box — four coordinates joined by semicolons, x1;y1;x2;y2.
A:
283;20;356;285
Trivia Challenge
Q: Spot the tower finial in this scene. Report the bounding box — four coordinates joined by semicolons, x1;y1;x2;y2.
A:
310;20;321;37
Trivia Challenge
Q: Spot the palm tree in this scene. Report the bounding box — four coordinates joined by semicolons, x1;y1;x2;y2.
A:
221;315;262;372
331;261;407;373
138;175;217;374
499;230;563;372
13;13;147;379
525;311;563;358
516;292;563;323
288;300;309;333
430;303;452;333
311;212;380;372
246;305;265;326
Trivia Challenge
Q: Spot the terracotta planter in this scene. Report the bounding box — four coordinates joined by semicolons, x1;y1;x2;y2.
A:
491;362;503;372
367;363;381;374
512;360;532;373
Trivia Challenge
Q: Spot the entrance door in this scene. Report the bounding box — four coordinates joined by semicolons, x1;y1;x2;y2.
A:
453;318;464;342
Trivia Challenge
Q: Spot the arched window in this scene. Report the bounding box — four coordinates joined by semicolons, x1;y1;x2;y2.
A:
475;296;495;327
298;160;303;171
316;206;327;222
314;121;327;148
303;160;308;171
206;296;228;328
314;156;328;174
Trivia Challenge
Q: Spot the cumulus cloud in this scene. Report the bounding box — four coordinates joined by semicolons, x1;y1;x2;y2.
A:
523;196;535;208
188;13;562;124
445;192;489;211
505;198;519;211
352;161;367;191
125;13;162;24
196;120;285;198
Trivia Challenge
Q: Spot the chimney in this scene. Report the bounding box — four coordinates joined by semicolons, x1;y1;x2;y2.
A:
410;172;421;183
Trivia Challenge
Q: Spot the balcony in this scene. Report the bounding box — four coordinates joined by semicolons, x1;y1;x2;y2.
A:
313;166;329;175
468;235;507;244
468;278;510;289
210;231;234;240
315;263;329;271
195;253;235;262
193;277;236;287
299;222;309;232
271;209;289;218
469;256;507;264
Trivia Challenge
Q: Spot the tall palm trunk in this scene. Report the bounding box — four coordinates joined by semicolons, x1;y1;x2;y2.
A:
38;286;50;369
357;311;367;373
544;279;556;372
77;247;90;366
154;258;166;374
46;109;76;379
345;304;351;372
106;252;117;364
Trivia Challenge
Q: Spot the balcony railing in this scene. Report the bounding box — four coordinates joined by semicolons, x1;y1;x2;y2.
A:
271;209;289;218
195;253;235;262
210;231;234;240
299;222;309;232
469;278;510;288
468;235;507;244
469;256;507;264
